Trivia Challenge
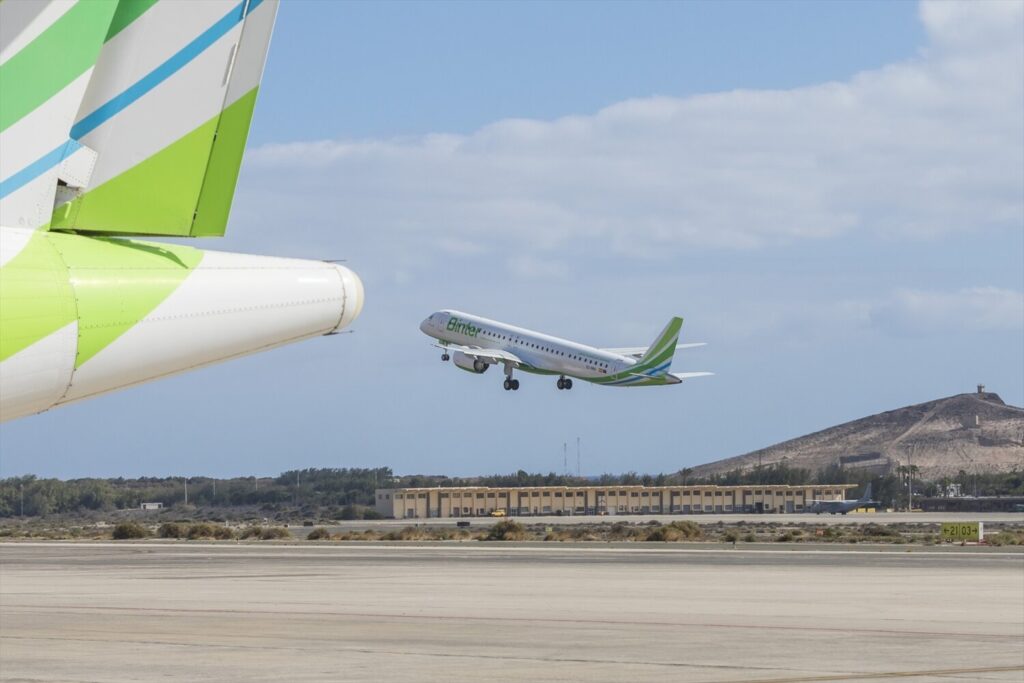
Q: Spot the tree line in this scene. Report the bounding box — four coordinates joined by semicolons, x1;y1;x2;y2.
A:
1;464;1020;517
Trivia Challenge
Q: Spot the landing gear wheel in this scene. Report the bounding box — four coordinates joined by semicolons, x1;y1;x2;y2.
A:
564;379;573;390
557;378;566;390
503;378;512;391
511;379;520;391
441;353;450;361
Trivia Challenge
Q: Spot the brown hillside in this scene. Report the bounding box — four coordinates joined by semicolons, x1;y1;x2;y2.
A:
691;390;1024;480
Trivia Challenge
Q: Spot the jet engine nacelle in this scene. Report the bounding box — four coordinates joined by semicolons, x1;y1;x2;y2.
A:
452;351;488;374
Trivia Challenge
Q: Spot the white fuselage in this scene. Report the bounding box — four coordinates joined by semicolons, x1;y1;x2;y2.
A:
420;310;636;380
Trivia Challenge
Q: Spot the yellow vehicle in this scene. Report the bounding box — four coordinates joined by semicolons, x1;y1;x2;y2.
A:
489;509;507;517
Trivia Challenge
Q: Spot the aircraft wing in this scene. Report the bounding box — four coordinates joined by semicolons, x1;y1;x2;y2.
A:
435;344;525;367
603;343;706;358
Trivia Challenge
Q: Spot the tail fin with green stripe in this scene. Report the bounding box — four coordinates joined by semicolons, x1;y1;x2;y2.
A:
635;316;683;375
1;0;279;238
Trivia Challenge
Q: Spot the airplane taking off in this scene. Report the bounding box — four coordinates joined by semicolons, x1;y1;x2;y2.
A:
0;1;364;423
809;484;879;515
420;310;711;391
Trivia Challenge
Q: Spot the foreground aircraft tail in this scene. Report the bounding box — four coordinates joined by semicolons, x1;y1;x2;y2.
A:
1;0;278;236
0;1;366;423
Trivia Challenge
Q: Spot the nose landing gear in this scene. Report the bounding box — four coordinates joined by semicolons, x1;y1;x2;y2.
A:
557;377;573;390
441;351;450;361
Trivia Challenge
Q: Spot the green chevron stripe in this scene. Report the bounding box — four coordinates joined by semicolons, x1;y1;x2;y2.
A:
49;234;203;367
105;0;160;42
0;232;202;367
51;87;258;237
192;88;260;236
0;0;117;132
0;233;76;363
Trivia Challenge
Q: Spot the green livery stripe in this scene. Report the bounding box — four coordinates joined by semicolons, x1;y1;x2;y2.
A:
52;109;219;235
48;234;203;367
640;318;682;363
105;0;160;42
192;88;260;237
0;0;117;132
51;88;259;238
0;232;202;367
0;232;76;363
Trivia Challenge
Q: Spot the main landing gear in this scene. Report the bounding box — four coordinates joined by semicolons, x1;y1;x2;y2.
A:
503;364;520;391
557;376;573;390
441;351;450;361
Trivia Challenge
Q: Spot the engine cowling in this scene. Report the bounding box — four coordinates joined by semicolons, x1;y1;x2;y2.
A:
452;351;489;374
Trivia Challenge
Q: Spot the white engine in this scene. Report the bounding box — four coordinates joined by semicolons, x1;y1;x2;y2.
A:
452;351;489;374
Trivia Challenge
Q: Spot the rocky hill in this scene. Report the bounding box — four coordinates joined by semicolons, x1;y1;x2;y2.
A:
692;389;1024;480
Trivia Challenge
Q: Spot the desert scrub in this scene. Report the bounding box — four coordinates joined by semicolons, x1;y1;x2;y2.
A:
158;522;187;539
645;521;702;542
186;522;234;540
259;527;291;540
111;521;149;539
381;526;432;541
483;520;529;541
985;531;1023;546
305;527;332;540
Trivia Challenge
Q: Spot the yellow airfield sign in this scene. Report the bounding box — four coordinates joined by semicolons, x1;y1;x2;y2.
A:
941;522;984;542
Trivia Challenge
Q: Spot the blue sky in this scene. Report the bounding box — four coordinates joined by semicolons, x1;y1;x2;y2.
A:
1;0;1021;479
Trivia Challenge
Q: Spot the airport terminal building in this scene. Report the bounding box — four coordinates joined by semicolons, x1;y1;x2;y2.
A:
375;484;856;519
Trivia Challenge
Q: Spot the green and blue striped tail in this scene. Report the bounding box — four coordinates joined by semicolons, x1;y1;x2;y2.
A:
593;317;683;386
0;0;279;237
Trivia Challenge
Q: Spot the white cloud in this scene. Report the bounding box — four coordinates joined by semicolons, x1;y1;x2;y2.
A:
869;287;1024;335
247;0;1022;258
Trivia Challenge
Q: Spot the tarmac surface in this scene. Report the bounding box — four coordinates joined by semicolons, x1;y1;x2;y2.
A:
1;542;1022;682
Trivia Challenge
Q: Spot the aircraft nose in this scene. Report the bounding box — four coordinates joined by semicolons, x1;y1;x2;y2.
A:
419;317;432;334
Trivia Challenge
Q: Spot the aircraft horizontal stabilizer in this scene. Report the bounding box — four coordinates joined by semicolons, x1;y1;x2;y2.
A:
670;372;714;381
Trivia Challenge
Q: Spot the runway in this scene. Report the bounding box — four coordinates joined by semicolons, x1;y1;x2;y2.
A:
1;543;1022;682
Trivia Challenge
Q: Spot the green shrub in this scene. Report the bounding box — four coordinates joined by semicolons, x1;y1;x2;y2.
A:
484;520;528;541
238;526;262;539
742;532;757;543
362;509;384;520
186;522;234;540
669;521;702;539
986;531;1022;546
339;505;358;520
306;527;332;540
645;526;683;542
643;524;700;544
158;522;186;538
259;526;291;540
722;529;740;543
112;521;149;539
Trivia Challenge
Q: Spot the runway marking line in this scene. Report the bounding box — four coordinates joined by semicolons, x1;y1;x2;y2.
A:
2;603;1019;642
3;541;1022;558
706;665;1024;682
